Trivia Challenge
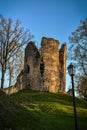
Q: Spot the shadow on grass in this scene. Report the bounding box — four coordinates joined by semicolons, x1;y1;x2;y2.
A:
0;90;87;130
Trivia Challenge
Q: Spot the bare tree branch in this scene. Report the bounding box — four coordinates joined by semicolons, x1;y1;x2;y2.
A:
0;14;33;88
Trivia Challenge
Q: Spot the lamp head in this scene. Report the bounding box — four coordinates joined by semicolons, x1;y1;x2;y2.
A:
67;63;75;76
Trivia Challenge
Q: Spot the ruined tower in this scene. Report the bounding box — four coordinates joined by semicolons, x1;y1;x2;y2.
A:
16;37;67;93
41;37;60;92
59;44;66;92
23;41;42;91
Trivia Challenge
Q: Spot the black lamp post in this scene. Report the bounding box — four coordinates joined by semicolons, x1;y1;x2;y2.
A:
67;63;78;130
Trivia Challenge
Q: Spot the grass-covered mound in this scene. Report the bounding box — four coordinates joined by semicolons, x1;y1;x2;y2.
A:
0;89;87;130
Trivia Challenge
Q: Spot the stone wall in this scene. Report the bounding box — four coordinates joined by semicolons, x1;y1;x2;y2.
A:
4;37;66;94
59;44;67;92
41;37;60;92
23;41;42;91
2;86;19;95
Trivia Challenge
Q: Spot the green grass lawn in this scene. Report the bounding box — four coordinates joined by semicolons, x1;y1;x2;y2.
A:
0;89;87;130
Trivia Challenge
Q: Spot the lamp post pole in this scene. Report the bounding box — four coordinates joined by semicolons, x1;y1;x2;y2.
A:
67;63;78;130
71;75;78;130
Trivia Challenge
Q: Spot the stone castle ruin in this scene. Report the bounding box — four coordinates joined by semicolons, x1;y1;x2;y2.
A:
15;37;66;93
3;37;66;94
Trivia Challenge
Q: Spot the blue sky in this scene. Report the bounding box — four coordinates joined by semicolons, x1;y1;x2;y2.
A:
0;0;87;89
0;0;87;45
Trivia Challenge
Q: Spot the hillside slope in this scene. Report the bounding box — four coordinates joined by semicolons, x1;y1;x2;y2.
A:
0;89;87;130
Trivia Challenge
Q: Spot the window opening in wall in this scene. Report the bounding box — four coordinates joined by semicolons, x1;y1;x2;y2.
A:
27;65;30;73
40;62;44;77
35;51;40;60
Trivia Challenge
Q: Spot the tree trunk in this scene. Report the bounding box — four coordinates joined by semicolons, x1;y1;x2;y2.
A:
9;75;11;88
1;66;5;89
9;71;12;87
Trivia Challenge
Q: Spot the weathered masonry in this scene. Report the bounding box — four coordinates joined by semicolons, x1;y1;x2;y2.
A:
15;37;67;93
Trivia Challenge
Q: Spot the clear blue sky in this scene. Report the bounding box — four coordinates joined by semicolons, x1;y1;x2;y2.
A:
0;0;87;89
0;0;87;44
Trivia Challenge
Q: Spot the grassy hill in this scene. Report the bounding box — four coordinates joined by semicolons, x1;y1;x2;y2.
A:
0;89;87;130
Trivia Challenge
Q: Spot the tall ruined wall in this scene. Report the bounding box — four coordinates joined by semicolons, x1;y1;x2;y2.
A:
3;37;67;95
41;37;60;92
23;41;42;91
7;37;67;95
59;44;67;92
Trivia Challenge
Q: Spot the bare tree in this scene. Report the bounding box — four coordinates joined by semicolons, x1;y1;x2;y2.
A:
68;18;87;98
77;76;87;99
68;18;87;76
0;14;33;88
7;48;24;87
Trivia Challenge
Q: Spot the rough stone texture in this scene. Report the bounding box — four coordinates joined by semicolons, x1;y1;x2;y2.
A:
3;37;66;94
59;44;67;92
23;41;42;91
16;37;67;93
2;86;19;95
41;37;60;92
